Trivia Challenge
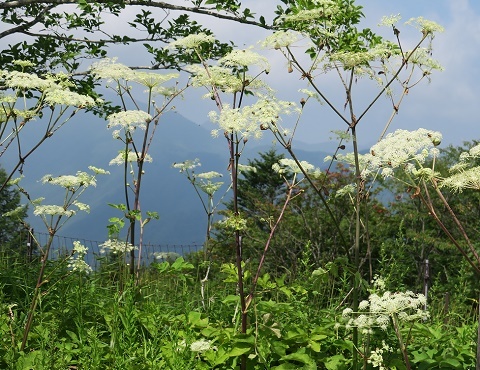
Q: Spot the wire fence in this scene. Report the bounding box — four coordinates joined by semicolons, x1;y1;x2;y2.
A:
15;230;203;271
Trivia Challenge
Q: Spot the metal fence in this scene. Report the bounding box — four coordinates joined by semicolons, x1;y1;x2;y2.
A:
15;230;203;270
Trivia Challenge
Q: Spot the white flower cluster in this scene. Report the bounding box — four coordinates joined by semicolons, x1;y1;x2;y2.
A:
0;69;97;109
90;58;178;94
190;338;213;353
173;158;201;173
379;14;402;27
154;251;181;261
99;239;137;254
109;150;153;165
209;97;299;140
68;241;92;274
325;41;400;69
107;110;152;137
368;341;392;370
196;171;224;196
441;142;480;192
44;88;96;107
406;17;444;34
342;277;428;332
187;65;264;94
219;48;270;73
276;0;340;24
272;158;322;177
168;33;216;50
41;171;98;188
342;128;442;179
217;214;248;232
237;164;257;174
405;48;444;72
261;30;304;49
33;205;75;217
33;200;90;217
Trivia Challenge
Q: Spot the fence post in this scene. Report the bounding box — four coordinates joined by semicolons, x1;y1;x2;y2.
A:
26;228;34;263
423;259;429;311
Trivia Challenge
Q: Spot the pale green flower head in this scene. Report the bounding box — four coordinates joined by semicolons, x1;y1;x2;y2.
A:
2;205;28;218
407;16;444;34
209;104;260;139
131;71;179;90
100;238;137;254
44;88;96;107
273;158;317;175
276;0;340;24
173;158;201;172
359;128;442;179
190;339;212;353
72;240;88;255
3;71;54;91
7;176;23;186
261;30;304;49
33;205;75;217
154;251;181;261
442;168;480;192
107;110;152;134
441;143;480;192
13;60;35;68
405;48;444;71
90;58;136;81
73;201;90;213
218;213;248;232
197;171;222;180
299;88;323;104
197;180;224;196
187;65;266;94
68;256;92;274
168;33;216;50
41;171;97;188
109;150;153;165
238;164;257;173
379;14;402;27
219;48;270;73
109;112;150;139
335;183;356;198
88;166;110;175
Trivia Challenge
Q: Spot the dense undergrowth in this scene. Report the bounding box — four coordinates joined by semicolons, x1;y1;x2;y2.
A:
0;252;476;369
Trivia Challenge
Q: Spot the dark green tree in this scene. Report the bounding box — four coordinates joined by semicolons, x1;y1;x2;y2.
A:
0;165;29;253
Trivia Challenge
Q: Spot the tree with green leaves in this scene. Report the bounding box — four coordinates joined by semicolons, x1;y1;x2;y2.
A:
0;165;28;254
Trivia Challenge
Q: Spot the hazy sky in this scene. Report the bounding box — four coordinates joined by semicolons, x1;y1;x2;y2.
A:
2;1;477;150
170;0;480;149
97;0;480;151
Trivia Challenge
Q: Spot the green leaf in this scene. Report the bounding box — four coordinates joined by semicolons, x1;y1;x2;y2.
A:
324;354;347;370
280;349;317;370
108;203;127;211
188;311;209;328
227;343;252;357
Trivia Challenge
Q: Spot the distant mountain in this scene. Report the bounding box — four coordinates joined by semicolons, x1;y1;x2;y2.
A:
2;111;356;245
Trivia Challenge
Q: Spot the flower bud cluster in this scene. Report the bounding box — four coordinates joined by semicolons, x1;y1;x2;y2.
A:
342;276;429;332
68;241;93;274
441;143;480;192
99;239;137;254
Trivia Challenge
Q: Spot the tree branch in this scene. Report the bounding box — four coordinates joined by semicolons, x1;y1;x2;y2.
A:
0;0;272;29
0;4;56;39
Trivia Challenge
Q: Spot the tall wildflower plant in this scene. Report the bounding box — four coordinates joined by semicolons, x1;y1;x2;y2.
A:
0;60;98;191
334;134;480;366
261;3;443;367
169;33;302;370
90;59;185;277
173;158;228;308
5;166;109;351
342;276;429;369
